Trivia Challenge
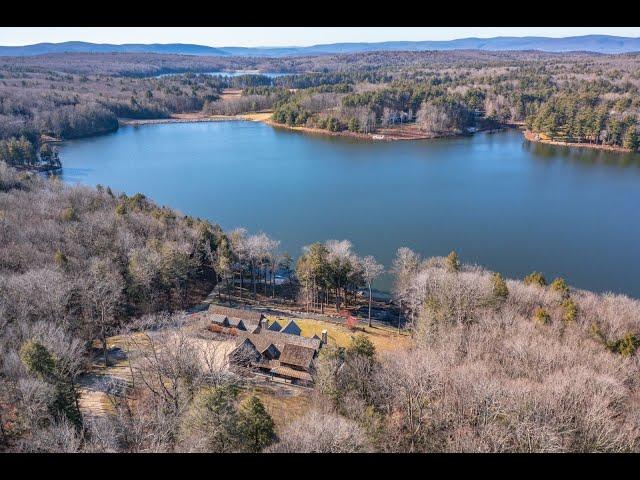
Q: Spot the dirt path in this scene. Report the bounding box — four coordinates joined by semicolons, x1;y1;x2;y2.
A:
77;292;220;419
76;347;133;419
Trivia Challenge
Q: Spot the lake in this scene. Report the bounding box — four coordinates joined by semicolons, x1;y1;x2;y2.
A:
58;121;640;297
156;71;291;78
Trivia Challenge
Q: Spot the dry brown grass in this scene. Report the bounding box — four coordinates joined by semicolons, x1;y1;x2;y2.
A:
240;112;273;121
272;317;411;353
247;385;312;432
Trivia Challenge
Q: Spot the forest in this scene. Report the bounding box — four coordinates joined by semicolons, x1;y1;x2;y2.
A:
264;57;640;144
1;163;640;452
1;49;639;169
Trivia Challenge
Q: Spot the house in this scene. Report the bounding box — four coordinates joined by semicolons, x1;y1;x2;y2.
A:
229;328;322;386
280;320;301;336
234;329;321;357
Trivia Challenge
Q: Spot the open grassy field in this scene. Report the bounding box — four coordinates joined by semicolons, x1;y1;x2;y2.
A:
267;316;411;353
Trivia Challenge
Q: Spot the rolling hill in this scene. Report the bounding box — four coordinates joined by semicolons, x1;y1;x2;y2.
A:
1;35;639;57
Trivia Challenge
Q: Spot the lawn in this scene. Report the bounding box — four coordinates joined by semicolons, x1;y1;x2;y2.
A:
267;316;411;354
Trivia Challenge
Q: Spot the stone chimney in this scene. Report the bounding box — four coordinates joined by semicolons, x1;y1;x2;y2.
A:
321;329;328;345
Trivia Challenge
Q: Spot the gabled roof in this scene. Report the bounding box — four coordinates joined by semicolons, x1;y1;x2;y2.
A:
279;343;316;369
281;320;301;336
235;329;321;353
208;305;265;323
267;320;282;332
227;318;246;330
210;314;229;326
245;322;262;333
259;343;279;360
229;338;261;364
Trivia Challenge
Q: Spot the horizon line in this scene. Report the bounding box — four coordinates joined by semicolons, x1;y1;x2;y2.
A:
3;33;640;49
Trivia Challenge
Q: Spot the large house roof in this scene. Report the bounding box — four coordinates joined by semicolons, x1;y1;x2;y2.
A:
208;305;265;323
279;344;316;369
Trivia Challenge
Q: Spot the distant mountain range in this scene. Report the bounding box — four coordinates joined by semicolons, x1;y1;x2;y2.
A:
1;35;640;57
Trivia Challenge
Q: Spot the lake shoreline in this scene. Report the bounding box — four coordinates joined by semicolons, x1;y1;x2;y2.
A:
523;130;633;153
264;118;512;142
118;111;272;126
108;114;637;154
120;111;511;142
56;124;640;299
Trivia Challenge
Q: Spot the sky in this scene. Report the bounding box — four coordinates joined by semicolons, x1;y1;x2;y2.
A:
0;27;639;47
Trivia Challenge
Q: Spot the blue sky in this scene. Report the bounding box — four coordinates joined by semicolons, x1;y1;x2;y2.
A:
1;27;639;47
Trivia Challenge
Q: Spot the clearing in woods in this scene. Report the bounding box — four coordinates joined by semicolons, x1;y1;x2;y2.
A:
76;283;410;425
267;316;411;353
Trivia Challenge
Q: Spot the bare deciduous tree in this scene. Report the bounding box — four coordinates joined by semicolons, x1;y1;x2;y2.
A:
359;255;385;327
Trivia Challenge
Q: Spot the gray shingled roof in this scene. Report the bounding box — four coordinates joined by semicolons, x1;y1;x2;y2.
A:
270;366;313;382
227;318;246;330
259;343;279;359
210;314;229;326
245;323;262;333
208;305;264;323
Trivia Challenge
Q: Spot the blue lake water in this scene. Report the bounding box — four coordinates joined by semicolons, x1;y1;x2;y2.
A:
156;71;291;78
58;121;640;297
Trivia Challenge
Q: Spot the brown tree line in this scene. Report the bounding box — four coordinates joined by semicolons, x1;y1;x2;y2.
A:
307;250;640;452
